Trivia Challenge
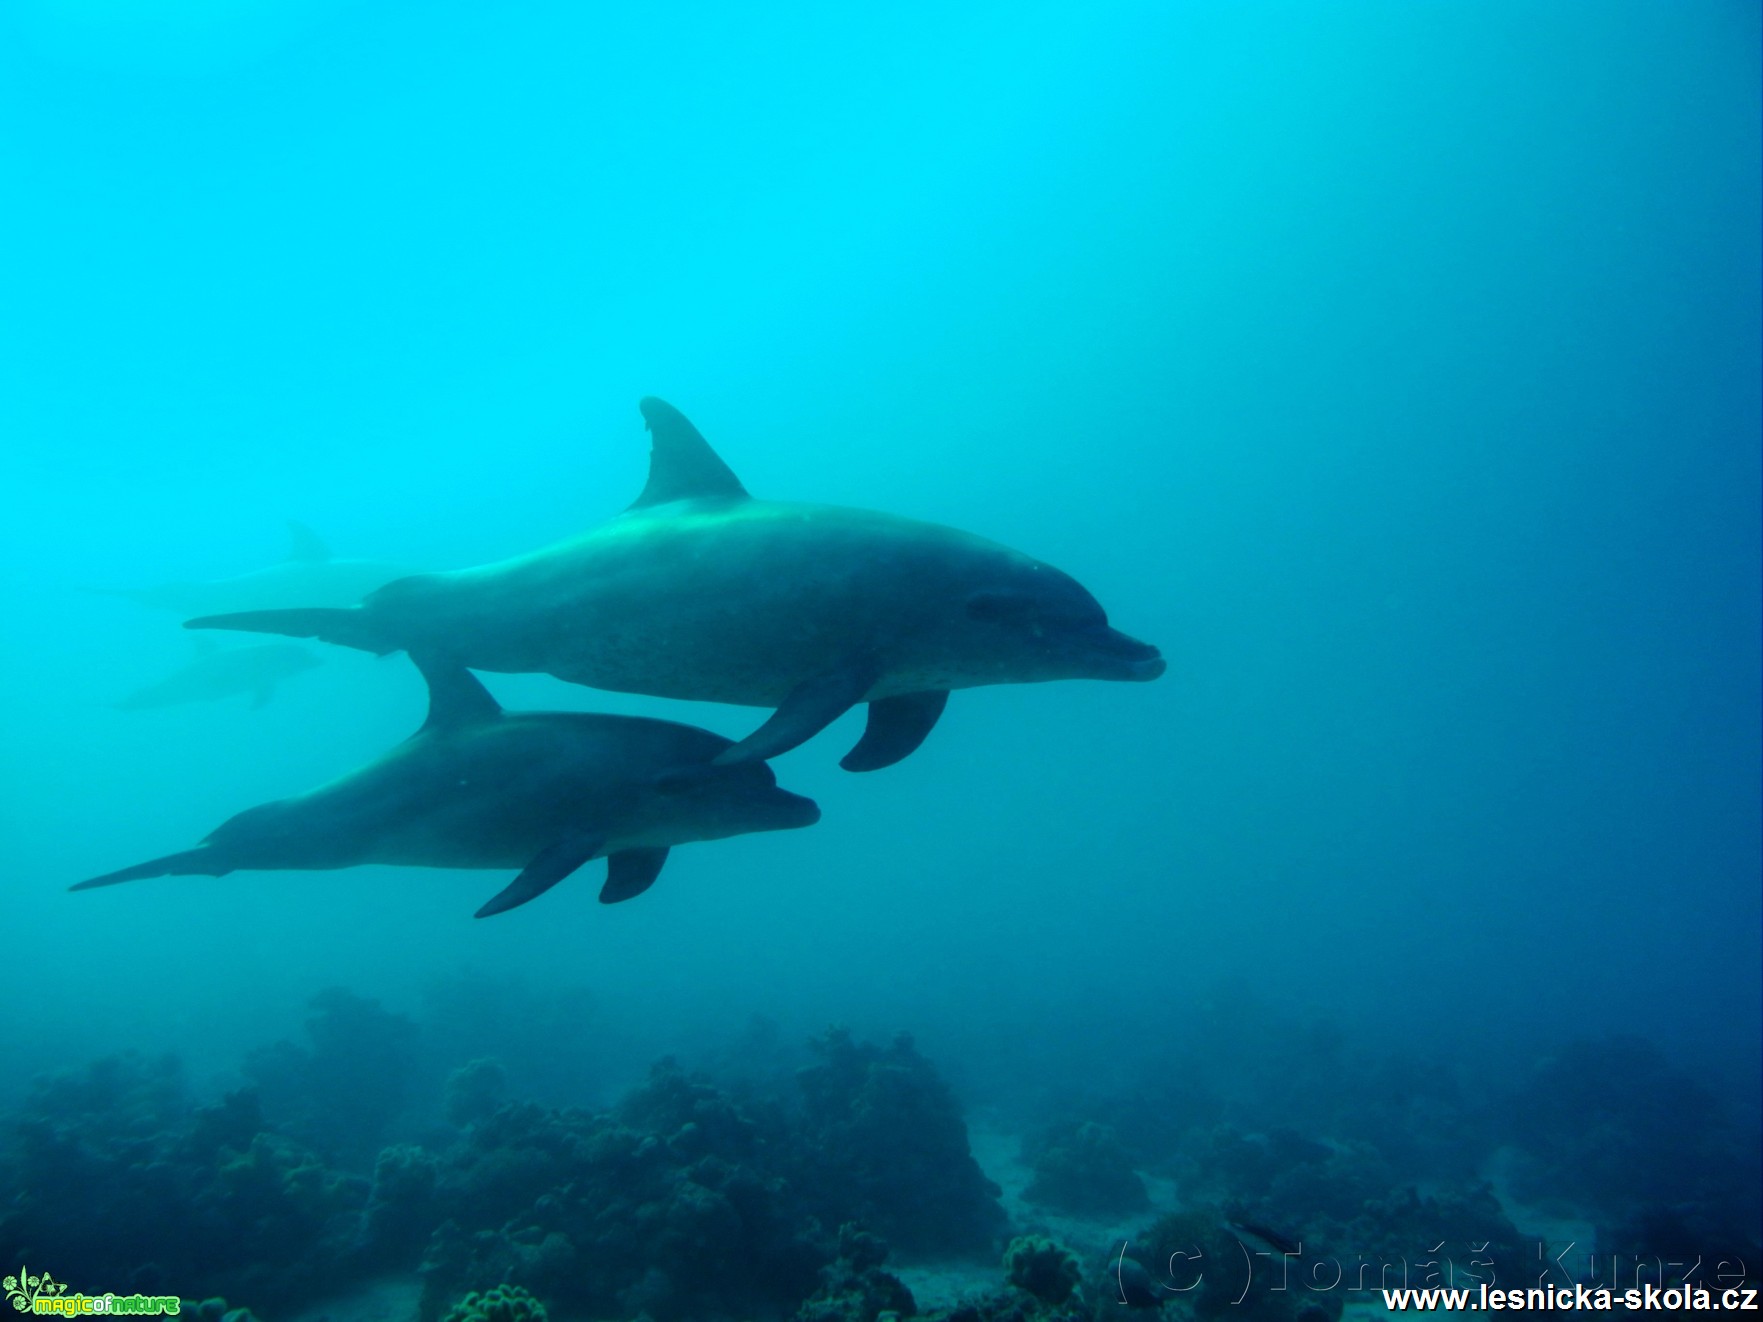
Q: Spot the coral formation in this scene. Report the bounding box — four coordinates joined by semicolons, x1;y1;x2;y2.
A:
793;1028;1007;1255
1020;1121;1148;1215
412;1061;828;1321
3;991;1754;1322
445;1058;510;1129
792;1223;917;1322
1499;1036;1756;1226
1128;1206;1337;1322
363;1142;442;1262
418;974;606;1108
440;1282;549;1322
406;1036;1007;1318
243;987;419;1167
1003;1235;1082;1305
0;1052;367;1312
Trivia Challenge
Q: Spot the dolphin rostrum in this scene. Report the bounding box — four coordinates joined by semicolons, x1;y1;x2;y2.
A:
92;521;416;615
73;654;820;916
114;637;321;712
186;399;1165;770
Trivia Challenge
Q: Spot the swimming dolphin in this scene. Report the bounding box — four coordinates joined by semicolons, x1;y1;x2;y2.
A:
74;655;820;916
114;639;321;711
92;521;416;614
186;399;1165;770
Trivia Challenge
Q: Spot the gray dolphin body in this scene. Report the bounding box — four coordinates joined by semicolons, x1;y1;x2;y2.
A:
115;640;321;711
94;522;415;615
75;656;820;916
187;399;1165;770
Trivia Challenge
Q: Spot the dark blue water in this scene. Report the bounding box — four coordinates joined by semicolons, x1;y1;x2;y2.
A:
2;4;1757;1318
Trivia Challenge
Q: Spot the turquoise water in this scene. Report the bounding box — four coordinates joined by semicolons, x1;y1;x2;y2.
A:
1;1;1757;1310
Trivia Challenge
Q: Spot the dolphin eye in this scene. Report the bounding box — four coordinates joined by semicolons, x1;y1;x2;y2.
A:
653;766;710;795
966;589;1036;624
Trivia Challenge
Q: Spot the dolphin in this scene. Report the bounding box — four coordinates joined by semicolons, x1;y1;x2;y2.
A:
114;638;322;711
92;521;416;614
186;399;1165;770
74;655;820;916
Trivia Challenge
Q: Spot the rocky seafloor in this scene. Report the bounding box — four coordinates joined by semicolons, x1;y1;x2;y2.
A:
3;984;1756;1322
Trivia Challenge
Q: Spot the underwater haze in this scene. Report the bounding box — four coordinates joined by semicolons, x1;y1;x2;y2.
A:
2;2;1759;1318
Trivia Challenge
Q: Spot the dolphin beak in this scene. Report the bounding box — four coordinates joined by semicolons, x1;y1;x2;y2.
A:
1095;627;1165;682
1128;652;1167;682
773;790;822;829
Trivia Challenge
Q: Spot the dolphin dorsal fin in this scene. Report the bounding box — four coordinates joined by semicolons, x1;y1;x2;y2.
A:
286;521;332;563
630;398;749;509
411;653;502;732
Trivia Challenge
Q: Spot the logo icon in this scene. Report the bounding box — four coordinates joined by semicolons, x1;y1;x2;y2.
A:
5;1269;68;1313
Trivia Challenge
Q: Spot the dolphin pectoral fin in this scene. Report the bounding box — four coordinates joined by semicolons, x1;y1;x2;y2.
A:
630;398;749;508
840;690;950;772
600;847;670;904
474;833;604;918
714;666;875;766
72;848;223;891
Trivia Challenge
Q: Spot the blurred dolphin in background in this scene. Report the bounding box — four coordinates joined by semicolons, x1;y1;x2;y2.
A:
92;521;416;614
113;638;322;712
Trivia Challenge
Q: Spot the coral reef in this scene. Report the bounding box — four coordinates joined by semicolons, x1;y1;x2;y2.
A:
1020;1121;1148;1216
1003;1235;1082;1305
445;1058;510;1129
0;1053;368;1312
1093;987;1483;1189
1499;1036;1758;1228
362;1142;442;1263
1127;1206;1339;1322
440;1282;549;1322
793;1028;1007;1256
792;1223;917;1322
243;987;419;1167
3;988;1754;1322
412;1062;825;1321
1144;1131;1526;1314
419;973;605;1109
409;1036;1006;1318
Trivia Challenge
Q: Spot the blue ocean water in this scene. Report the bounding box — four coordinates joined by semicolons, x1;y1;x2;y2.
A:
1;3;1757;1318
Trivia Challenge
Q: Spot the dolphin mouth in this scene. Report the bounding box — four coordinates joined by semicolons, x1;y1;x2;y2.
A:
1127;652;1167;682
1091;627;1165;682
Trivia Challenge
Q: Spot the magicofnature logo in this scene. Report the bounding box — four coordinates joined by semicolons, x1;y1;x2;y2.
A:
5;1269;67;1312
4;1268;180;1315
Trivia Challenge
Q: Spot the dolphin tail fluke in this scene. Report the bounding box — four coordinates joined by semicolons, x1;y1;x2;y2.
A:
185;607;389;654
71;848;222;891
